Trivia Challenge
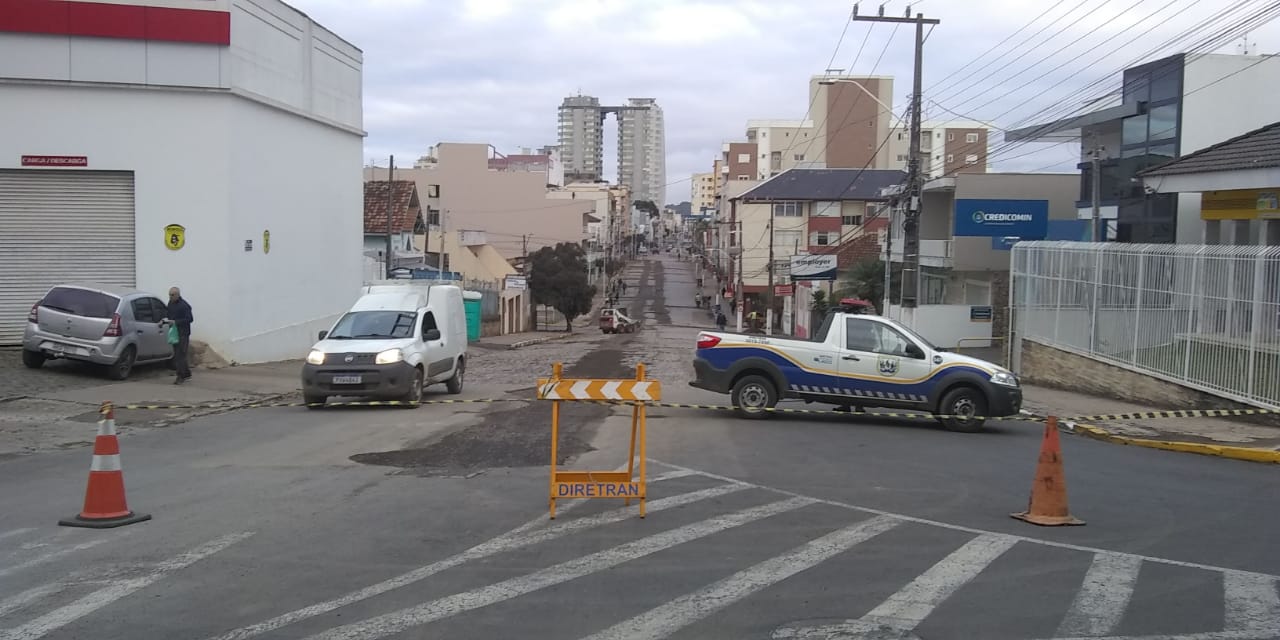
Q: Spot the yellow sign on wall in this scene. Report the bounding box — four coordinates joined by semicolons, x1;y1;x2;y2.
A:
1201;189;1280;220
164;224;186;250
263;229;271;254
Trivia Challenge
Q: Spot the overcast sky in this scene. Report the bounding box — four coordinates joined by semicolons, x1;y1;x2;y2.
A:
290;0;1278;206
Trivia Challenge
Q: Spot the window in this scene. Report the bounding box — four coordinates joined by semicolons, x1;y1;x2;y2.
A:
1149;103;1178;141
774;230;802;250
965;154;978;165
845;318;917;357
149;299;168;322
965;133;979;143
947;133;955;141
946;154;954;163
1122;114;1149;146
737;175;751;180
897;154;907;161
810;231;834;246
421;311;439;339
793;154;806;161
737;153;750;163
812;201;840;217
427;184;440;197
131;299;156;323
329;311;417;339
773;201;802;216
40;287;119;319
897;133;904;140
842;214;863;226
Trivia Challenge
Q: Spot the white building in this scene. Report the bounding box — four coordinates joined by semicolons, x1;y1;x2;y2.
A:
0;0;364;362
745;119;816;179
618;98;666;207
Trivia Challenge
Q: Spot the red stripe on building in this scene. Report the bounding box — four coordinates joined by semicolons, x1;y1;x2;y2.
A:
0;1;230;45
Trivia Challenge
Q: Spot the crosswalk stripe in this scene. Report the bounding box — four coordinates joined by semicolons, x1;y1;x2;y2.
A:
302;497;818;640
0;532;253;640
0;584;65;619
0;539;110;579
0;528;36;543
1056;553;1144;637
861;533;1018;628
206;482;750;640
578;515;901;640
1223;571;1280;633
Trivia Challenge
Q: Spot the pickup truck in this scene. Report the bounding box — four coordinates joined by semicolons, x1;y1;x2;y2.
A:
689;305;1021;431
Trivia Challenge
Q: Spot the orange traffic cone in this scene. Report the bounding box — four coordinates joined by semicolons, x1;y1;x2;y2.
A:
59;402;151;529
1011;416;1084;527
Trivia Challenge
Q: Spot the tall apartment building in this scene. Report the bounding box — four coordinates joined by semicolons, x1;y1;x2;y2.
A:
886;121;991;179
808;75;897;169
745;119;817;179
558;95;603;183
618;97;666;206
557;95;666;205
691;172;716;214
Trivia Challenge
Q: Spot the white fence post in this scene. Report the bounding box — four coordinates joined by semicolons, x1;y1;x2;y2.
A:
1247;252;1265;400
1131;252;1145;364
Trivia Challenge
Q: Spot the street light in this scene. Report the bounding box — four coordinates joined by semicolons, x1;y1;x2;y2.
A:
817;78;897;119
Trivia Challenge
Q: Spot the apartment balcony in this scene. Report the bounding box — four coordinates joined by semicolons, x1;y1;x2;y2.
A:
458;230;487;247
887;238;953;268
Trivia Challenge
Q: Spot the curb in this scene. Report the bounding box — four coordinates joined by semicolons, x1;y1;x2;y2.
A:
506;332;575;350
1059;417;1280;465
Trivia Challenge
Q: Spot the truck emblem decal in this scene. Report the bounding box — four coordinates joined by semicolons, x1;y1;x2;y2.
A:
344;354;354;363
878;357;899;376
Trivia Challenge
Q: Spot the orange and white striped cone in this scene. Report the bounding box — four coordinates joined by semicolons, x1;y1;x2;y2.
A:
59;402;151;529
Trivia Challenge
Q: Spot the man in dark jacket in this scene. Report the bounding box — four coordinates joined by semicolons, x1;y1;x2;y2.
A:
166;287;194;384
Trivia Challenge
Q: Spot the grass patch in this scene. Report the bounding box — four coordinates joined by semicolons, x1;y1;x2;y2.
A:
1124;338;1280;405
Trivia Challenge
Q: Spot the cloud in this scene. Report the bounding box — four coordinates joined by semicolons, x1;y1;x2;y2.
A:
288;0;1280;203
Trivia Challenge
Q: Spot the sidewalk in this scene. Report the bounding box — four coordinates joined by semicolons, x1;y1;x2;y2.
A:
1023;384;1280;463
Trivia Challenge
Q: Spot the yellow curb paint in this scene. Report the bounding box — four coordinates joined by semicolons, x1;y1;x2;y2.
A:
1070;422;1280;464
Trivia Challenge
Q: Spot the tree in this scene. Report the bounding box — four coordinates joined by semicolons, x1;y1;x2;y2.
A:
528;242;597;331
837;259;887;308
634;199;660;217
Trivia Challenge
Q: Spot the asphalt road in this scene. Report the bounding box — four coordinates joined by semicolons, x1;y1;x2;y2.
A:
1;254;1277;640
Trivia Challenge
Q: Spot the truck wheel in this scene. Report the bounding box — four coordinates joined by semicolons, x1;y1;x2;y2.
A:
731;375;777;419
937;386;987;432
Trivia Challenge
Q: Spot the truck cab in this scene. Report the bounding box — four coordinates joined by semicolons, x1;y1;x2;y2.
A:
689;304;1021;431
301;283;467;407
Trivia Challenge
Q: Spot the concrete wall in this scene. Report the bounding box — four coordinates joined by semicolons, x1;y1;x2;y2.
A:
890;304;992;349
1020;339;1280;421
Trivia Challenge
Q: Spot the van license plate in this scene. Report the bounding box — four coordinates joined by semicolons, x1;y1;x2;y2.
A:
332;375;362;384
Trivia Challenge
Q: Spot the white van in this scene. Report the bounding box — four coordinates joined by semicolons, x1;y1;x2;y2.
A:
301;283;467;407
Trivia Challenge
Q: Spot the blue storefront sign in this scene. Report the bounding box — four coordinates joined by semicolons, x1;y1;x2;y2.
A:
954;199;1049;238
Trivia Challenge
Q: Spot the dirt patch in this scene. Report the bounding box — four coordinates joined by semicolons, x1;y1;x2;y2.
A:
350;346;638;470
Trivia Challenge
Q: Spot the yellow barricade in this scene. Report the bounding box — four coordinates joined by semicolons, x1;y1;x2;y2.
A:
537;362;661;519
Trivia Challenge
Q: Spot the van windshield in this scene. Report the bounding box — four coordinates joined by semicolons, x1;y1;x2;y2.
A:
327;311;417;339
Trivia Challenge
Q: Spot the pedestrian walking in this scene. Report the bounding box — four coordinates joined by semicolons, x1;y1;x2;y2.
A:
165;286;194;385
716;309;727;331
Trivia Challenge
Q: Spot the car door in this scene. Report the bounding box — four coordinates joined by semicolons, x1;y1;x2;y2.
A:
128;297;165;359
839;317;932;405
420;310;450;381
149;298;174;358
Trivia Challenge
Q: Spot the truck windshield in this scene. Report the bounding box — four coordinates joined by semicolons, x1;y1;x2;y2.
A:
327;311;417;339
890;320;938;351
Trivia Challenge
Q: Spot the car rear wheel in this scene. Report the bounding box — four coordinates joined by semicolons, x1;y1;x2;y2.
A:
21;349;45;369
106;346;136;381
446;358;465;394
937;386;987;432
731;375;777;419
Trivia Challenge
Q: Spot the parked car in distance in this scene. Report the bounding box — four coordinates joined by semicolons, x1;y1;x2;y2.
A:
22;283;174;380
301;283;467;408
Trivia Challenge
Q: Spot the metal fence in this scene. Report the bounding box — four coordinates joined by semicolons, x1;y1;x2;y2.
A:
1011;241;1280;409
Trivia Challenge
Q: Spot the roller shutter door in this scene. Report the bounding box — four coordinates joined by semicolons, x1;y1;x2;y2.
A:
0;170;136;343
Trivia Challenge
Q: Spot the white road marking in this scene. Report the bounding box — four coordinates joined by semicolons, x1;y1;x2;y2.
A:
772;534;1018;639
1057;553;1144;637
0;584;65;619
1223;571;1280;632
649;459;1280;581
0;528;36;543
862;533;1018;628
207;482;750;640
0;539;109;579
0;532;253;640
578;515;901;640
304;497;817;640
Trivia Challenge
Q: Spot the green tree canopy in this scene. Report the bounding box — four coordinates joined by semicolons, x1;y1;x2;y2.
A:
528;242;597;331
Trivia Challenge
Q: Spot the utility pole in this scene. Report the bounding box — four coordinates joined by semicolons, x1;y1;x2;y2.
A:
1089;142;1105;242
385;155;395;279
522;234;529;274
854;5;940;311
766;209;775;334
439;208;448;276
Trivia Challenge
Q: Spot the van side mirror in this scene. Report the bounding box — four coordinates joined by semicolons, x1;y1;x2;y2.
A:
318;330;328;340
905;343;925;359
425;329;442;341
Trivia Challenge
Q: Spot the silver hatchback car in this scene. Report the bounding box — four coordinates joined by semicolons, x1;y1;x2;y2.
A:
22;284;174;380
